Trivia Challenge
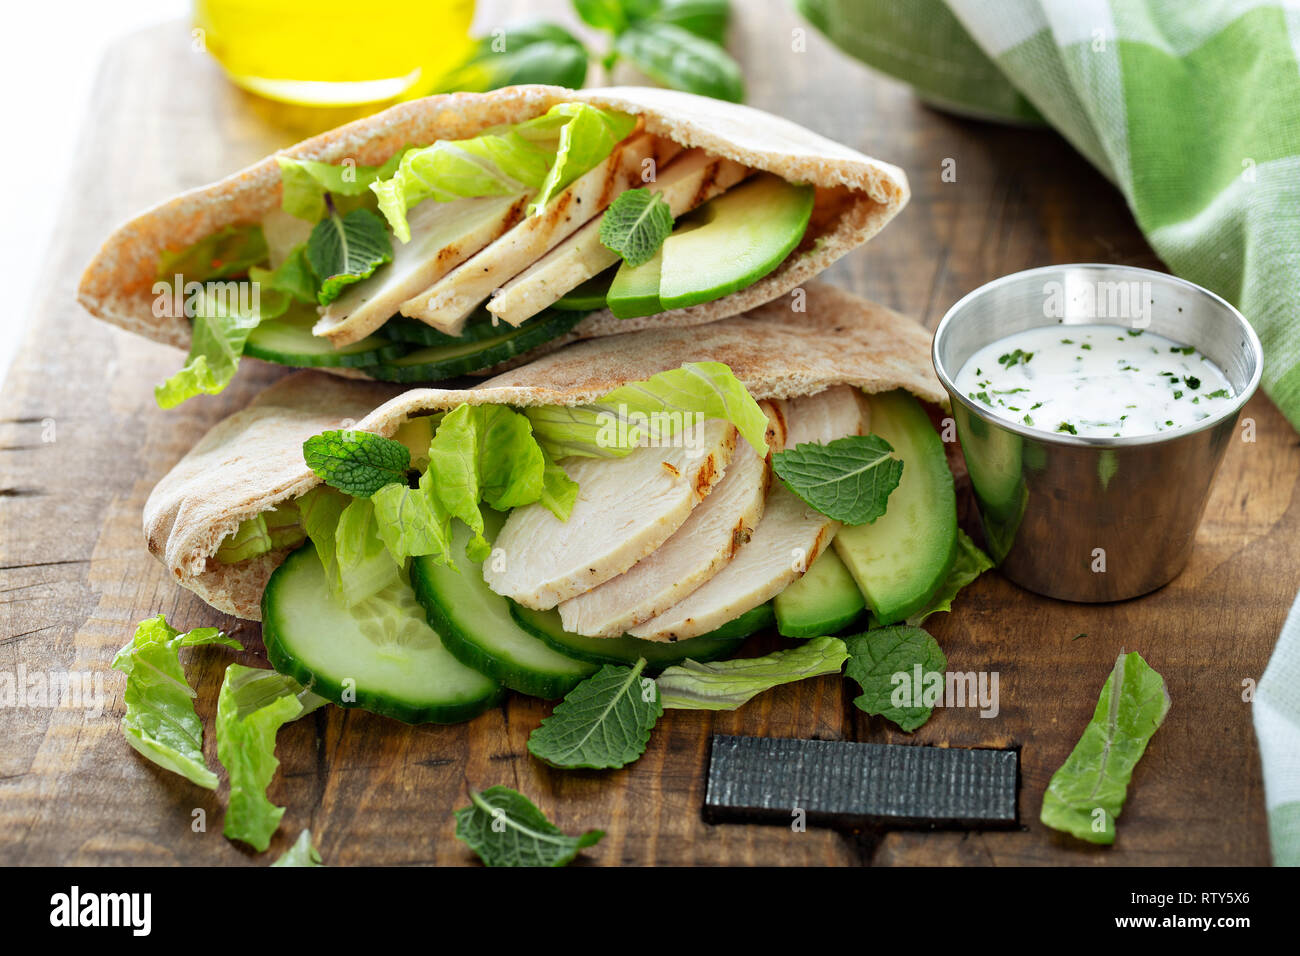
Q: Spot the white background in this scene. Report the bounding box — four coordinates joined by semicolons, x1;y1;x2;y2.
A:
0;0;187;389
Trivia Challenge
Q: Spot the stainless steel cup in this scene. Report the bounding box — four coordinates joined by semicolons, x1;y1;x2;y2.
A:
932;264;1263;602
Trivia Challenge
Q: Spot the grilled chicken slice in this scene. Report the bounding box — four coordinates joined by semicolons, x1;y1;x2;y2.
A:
400;133;680;335
487;150;751;326
558;434;769;636
628;386;866;642
483;418;737;610
313;193;529;346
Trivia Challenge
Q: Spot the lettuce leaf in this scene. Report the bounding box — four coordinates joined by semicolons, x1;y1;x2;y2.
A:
657;636;849;710
371;103;634;241
156;224;268;282
155;289;262;409
249;243;317;307
277;151;405;222
111;615;241;789
272;830;324;866
215;664;326;852
527;361;770;460
331;497;403;607
214;502;306;565
370;470;453;564
906;530;994;624
298;485;350;585
539;450;580;519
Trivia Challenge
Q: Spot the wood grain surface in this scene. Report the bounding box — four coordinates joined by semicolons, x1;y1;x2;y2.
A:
1;2;1293;866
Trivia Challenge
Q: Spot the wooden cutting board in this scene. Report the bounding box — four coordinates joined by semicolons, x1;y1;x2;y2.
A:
1;3;1293;866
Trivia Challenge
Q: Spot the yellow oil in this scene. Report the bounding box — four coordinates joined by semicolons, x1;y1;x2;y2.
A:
194;0;476;106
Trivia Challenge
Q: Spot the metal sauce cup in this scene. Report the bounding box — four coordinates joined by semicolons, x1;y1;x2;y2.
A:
932;264;1262;602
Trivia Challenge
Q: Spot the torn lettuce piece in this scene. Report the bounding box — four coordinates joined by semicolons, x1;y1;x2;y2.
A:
527;361;770;460
277;150;406;222
371;470;453;564
330;496;403;607
214;501;306;564
111;615;241;789
272;829;324;866
372;103;634;241
155;288;263;409
156;224;268;282
905;530;994;624
656;636;849;710
249;243;317;307
215;663;326;852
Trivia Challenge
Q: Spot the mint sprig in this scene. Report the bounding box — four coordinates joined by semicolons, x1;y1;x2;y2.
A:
843;626;946;732
454;786;604;867
527;659;662;769
303;430;411;497
772;435;904;525
599;188;674;267
306;205;393;305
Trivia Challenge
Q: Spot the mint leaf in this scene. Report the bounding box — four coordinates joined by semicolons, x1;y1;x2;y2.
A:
905;530;993;624
111;615;241;789
657;636;849;710
306;206;393;305
454;786;604;867
272;830;323;867
843;625;946;732
216;664;326;852
303;430;411;497
528;659;662;769
772;434;903;525
599;188;674;267
1040;652;1170;845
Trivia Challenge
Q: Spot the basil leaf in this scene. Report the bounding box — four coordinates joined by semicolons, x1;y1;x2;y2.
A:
656;0;730;44
306;206;393;305
272;830;324;867
528;659;662;769
657;636;848;710
843;626;947;732
905;530;993;624
614;21;744;102
1040;652;1170;845
772;435;904;525
599;188;675;267
454;786;604;867
574;0;630;31
303;429;411;497
437;22;589;93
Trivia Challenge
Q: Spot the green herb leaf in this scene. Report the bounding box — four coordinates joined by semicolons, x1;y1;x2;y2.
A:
249;243;317;306
656;0;730;44
905;530;993;624
614;21;745;102
271;830;324;867
370;469;453;564
528;659;662;769
156;224;268;282
111;616;241;789
154;288;263;409
436;22;589;93
573;0;629;31
216;664;326;852
539;450;580;520
843;625;947;732
1040;652;1170;845
329;497;403;607
771;434;903;525
599;188;675;267
277;152;405;222
302;429;411;497
657;636;848;710
454;786;604;867
306;206;393;306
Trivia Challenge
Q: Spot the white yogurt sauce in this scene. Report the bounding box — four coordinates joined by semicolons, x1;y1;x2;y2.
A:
954;324;1235;438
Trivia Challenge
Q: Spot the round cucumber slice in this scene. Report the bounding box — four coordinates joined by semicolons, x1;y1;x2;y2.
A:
366;310;585;383
508;602;769;671
262;545;502;725
553;270;614;311
409;513;597;699
244;313;409;368
382;312;512;347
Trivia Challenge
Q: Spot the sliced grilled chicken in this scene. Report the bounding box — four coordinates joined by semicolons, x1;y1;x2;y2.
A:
558;435;769;636
400;133;680;336
313;193;529;346
628;386;866;642
484;418;737;610
487;150;751;325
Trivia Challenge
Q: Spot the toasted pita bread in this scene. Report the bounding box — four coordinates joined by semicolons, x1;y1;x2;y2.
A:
145;282;941;619
79;86;908;363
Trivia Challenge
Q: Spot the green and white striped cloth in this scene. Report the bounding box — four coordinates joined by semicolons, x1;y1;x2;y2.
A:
799;0;1300;866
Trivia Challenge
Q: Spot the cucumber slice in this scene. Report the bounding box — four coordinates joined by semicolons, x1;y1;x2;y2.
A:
261;545;501;725
833;390;958;625
553;270;614;311
774;547;868;638
409;513;597;699
509;602;770;671
382;312;511;347
366;310;585;383
245;312;408;368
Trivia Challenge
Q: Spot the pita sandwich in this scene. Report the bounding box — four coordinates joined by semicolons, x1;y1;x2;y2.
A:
80;86;908;408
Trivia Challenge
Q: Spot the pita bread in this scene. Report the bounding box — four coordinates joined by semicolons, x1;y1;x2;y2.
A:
145;282;942;619
79;86;908;360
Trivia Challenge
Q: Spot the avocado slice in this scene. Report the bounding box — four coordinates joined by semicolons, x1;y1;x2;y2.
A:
607;245;665;318
834;390;958;625
774;546;868;638
658;173;814;311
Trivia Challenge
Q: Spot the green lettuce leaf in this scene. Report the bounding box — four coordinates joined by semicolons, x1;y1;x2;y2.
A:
454;786;604;867
843;625;947;732
527;361;770;460
1040;652;1170;845
111;615;241;789
155;289;262;409
370;470;453;563
298;485;350;586
216;664;326;852
331;497;403;607
215;502;308;565
906;530;994;624
277;151;405;222
527;659;662;769
539;450;580;519
371;103;634;241
272;830;324;866
156;224;268;282
657;636;848;710
249;243;317;307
